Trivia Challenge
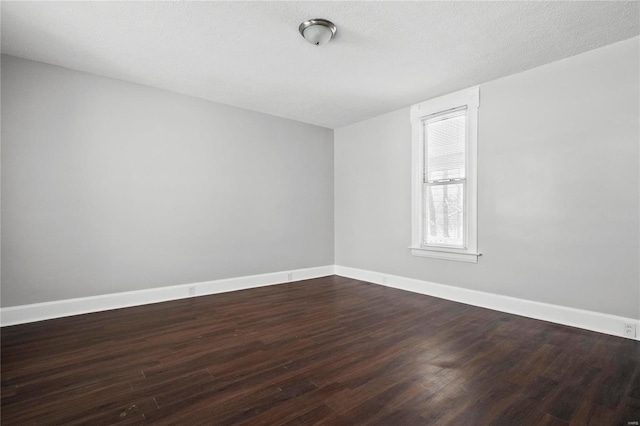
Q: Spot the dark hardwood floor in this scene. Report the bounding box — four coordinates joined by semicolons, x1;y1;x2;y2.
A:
1;275;639;425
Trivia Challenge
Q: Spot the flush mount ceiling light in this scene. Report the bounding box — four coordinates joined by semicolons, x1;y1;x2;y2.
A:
298;19;337;46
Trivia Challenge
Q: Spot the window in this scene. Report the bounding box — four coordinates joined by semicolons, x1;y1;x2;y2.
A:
410;87;480;263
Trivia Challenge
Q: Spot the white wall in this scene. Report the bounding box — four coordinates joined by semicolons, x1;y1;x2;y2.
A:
335;37;640;319
1;55;334;307
3;36;639;322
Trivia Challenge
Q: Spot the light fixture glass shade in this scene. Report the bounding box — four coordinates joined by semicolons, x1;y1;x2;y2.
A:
302;25;333;45
299;19;336;45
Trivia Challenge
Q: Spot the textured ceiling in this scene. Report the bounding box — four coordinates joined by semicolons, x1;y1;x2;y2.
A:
1;1;638;129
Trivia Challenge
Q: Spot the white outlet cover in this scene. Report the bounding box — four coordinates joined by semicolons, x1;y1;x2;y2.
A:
623;323;637;337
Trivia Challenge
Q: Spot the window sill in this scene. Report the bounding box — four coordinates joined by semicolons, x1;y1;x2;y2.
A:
409;247;481;263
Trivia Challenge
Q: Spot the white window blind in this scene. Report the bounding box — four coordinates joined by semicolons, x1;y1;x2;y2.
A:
424;108;466;182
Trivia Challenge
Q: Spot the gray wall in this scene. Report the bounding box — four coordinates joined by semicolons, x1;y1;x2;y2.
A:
1;55;334;307
335;37;640;319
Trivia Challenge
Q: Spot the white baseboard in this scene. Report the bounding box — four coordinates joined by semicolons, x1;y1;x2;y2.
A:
0;265;335;327
334;265;640;341
4;264;638;341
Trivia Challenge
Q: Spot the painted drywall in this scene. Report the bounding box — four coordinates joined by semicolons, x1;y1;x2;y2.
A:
1;55;334;307
335;37;640;319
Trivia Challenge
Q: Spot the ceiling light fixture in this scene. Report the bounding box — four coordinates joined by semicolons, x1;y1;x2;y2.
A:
298;19;337;46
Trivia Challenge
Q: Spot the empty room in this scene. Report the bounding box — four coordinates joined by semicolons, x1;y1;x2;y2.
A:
1;1;639;425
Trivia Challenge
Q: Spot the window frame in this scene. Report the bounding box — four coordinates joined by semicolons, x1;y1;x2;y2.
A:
410;86;480;263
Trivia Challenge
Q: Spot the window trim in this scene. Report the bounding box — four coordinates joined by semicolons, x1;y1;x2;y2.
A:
409;86;480;263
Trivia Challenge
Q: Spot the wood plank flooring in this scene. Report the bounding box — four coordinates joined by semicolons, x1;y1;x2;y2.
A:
1;275;639;425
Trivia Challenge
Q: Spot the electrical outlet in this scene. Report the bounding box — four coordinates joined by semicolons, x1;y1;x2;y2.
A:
287;273;293;282
623;323;637;338
188;286;196;297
